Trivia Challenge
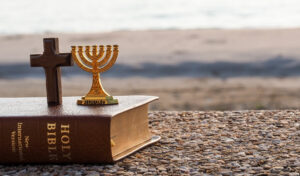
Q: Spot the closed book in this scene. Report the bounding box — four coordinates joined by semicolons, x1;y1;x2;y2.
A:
0;95;160;164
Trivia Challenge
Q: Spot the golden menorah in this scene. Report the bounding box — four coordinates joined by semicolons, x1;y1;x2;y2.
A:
71;45;119;105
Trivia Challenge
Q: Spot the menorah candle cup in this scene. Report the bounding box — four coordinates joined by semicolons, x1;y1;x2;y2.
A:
71;45;119;105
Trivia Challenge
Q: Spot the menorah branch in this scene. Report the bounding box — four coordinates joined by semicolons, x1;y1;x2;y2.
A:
71;46;93;73
97;45;112;67
85;46;94;60
97;45;119;73
94;45;105;60
78;46;93;67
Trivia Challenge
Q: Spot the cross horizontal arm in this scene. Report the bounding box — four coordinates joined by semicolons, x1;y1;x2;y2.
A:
56;53;74;66
30;54;43;67
30;53;73;68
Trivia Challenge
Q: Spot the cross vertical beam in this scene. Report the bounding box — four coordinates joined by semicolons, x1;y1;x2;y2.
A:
30;38;73;105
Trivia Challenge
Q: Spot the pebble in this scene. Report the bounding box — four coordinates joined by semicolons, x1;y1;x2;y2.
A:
86;171;100;176
179;166;189;173
157;166;166;171
0;111;299;175
137;167;148;173
237;152;246;157
220;169;233;176
271;166;284;173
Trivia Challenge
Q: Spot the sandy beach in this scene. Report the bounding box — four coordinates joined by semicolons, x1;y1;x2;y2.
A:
2;28;300;65
1;29;300;110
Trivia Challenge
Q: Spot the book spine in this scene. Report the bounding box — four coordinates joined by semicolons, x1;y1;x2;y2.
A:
0;116;113;163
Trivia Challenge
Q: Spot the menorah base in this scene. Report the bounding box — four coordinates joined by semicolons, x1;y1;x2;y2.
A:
77;96;118;105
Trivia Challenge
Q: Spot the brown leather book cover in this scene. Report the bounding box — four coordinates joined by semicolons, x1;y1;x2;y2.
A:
0;95;160;164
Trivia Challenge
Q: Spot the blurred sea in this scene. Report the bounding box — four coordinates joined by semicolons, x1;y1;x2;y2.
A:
1;0;300;35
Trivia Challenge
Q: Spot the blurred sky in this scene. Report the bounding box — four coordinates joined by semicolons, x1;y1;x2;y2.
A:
1;0;300;34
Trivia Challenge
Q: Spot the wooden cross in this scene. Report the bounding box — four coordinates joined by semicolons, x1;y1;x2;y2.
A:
30;38;73;105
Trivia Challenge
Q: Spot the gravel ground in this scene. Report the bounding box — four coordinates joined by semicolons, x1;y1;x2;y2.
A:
1;111;300;176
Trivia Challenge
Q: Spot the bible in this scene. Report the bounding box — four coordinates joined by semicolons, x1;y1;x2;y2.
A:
0;95;160;164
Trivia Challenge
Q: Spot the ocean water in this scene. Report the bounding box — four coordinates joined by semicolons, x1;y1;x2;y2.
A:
1;0;300;34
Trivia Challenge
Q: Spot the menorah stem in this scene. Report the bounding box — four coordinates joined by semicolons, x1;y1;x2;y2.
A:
86;72;109;98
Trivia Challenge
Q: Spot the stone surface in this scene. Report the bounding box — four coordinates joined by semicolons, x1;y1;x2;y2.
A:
0;110;300;175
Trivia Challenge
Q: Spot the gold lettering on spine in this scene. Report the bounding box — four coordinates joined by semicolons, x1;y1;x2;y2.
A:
60;124;70;133
10;123;30;161
10;131;16;153
46;123;72;161
47;123;58;161
61;135;70;144
47;123;56;130
60;124;71;160
48;145;57;152
63;152;72;160
24;136;30;149
48;136;56;145
17;122;24;161
61;145;70;152
49;154;58;161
